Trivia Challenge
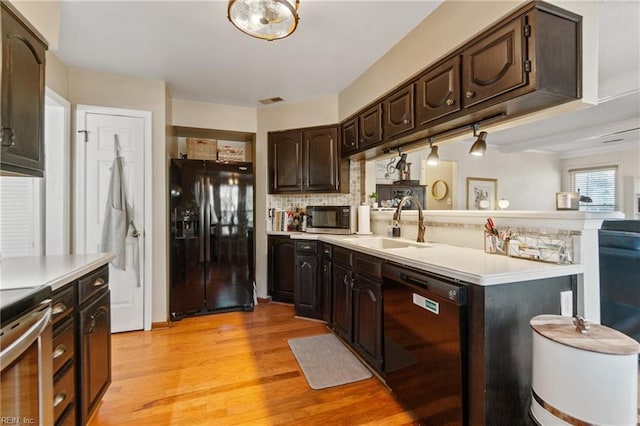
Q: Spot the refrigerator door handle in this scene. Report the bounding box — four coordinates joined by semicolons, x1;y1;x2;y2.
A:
199;176;205;263
205;176;212;262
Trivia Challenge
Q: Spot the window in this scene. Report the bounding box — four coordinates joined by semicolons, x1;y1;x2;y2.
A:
569;165;618;211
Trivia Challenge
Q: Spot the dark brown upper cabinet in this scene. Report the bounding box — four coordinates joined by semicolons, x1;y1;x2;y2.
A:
383;83;415;140
416;56;462;125
268;129;302;193
340;1;581;160
1;3;47;177
462;17;526;108
359;103;383;148
340;117;359;156
303;126;339;192
269;125;345;194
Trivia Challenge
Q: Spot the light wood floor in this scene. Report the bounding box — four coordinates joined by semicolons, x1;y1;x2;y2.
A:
89;302;415;426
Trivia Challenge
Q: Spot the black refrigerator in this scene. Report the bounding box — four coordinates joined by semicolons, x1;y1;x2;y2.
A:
170;159;254;319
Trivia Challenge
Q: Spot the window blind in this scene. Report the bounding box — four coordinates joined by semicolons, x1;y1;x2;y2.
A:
569;165;618;211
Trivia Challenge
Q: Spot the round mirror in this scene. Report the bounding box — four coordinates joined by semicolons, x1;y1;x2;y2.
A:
431;180;449;201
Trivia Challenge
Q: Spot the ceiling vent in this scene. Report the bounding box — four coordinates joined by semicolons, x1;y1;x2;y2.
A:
259;97;284;105
602;138;624;144
599;127;640;138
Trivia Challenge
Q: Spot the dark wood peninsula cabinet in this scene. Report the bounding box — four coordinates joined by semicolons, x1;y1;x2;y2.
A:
0;2;47;177
269;125;347;194
462;17;527;108
416;56;462;125
383;84;415;140
268;235;295;303
338;1;581;160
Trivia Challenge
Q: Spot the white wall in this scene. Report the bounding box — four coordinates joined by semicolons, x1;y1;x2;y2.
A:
171;99;257;132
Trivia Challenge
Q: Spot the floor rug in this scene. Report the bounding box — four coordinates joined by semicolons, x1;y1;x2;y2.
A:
287;333;373;390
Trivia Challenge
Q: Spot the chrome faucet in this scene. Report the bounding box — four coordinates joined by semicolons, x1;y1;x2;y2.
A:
392;195;426;243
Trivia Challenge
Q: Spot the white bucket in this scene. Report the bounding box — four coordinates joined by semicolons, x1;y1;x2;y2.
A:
530;315;639;425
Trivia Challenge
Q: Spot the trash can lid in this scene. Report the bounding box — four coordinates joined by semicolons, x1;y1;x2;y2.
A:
530;314;640;355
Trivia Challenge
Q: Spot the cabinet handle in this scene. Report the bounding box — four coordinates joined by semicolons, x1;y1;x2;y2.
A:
87;306;109;334
93;277;106;287
1;128;15;147
52;344;67;359
53;392;67;408
465;91;475;98
446;98;454;106
52;303;67;315
402;119;410;125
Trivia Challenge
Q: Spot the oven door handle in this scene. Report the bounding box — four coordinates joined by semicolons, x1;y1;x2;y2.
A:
0;304;52;369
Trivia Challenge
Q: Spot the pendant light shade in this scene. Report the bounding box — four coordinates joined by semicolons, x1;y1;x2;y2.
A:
228;0;300;41
426;139;439;166
469;131;488;157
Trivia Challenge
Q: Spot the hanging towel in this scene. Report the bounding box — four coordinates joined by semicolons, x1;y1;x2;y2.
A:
100;136;140;286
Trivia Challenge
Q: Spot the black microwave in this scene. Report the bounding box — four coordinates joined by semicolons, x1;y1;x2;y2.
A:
306;205;355;235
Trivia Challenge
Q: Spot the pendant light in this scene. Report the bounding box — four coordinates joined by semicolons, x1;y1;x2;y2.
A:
426;138;439;166
228;0;300;41
469;124;487;157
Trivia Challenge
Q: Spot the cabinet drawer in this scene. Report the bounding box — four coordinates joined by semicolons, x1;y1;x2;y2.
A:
52;318;74;374
52;286;75;326
295;241;317;254
78;265;109;305
333;246;353;267
55;402;76;426
354;253;383;280
53;362;75;423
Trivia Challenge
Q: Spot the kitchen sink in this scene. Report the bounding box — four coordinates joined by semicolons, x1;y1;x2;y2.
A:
343;236;431;250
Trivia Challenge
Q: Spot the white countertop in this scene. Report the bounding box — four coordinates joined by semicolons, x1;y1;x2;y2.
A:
279;233;583;286
0;253;115;292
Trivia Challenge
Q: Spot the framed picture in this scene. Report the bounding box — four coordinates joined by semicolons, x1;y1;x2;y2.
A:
466;177;497;210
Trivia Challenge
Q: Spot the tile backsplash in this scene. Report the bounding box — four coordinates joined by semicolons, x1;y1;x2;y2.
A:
267;160;364;210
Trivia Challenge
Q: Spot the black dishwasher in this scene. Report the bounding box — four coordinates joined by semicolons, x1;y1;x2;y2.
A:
599;220;640;343
383;262;468;425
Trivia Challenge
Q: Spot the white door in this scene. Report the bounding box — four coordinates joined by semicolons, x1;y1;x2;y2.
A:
77;111;145;333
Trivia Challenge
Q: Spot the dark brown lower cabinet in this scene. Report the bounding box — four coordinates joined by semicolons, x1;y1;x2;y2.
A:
268;236;295;303
294;241;321;319
331;261;353;342
78;289;111;425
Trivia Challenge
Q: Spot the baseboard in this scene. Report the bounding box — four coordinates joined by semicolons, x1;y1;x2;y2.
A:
257;296;272;304
151;320;171;330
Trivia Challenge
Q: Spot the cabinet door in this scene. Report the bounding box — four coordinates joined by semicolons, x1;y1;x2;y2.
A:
384;84;415;140
78;289;111;425
302;126;339;192
321;245;332;323
416;56;462;125
359;104;383;148
268;130;302;193
1;4;47;177
268;237;295;303
340;117;358;156
462;17;527;108
294;254;320;318
353;276;382;372
331;262;353;342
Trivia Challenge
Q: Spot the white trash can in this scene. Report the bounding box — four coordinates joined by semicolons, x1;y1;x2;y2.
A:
530;314;639;425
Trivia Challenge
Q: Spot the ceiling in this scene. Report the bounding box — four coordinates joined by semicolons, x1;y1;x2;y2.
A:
54;0;640;156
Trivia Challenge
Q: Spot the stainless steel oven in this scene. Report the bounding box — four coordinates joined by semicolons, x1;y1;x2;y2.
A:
1;286;53;426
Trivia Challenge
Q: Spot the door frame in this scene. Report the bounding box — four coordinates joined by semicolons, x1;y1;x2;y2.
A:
45;88;71;255
74;105;153;331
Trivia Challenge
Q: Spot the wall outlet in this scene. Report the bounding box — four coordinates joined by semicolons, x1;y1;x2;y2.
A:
560;290;573;317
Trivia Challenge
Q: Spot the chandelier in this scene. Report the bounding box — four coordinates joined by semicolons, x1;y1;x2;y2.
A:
227;0;300;41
